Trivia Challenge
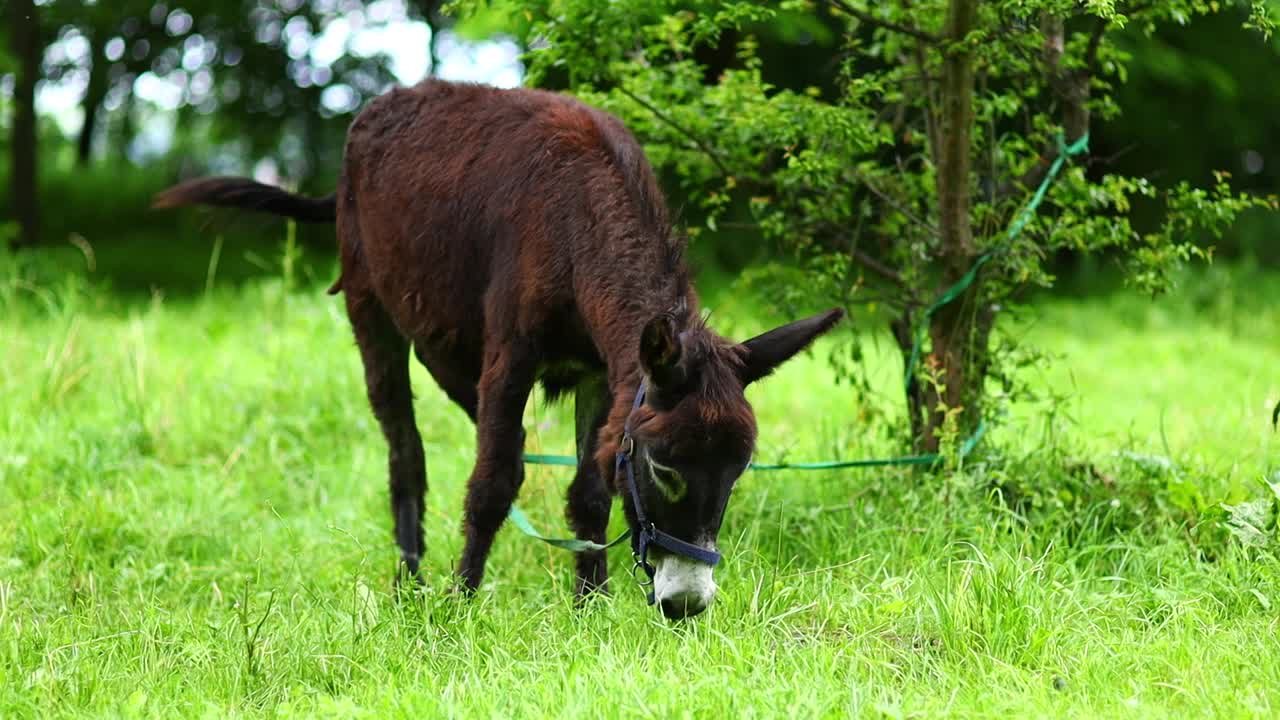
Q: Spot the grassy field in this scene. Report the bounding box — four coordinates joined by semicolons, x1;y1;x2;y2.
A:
2;246;1279;718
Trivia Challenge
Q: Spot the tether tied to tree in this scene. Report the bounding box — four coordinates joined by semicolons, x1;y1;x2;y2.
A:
510;132;1089;553
902;132;1091;392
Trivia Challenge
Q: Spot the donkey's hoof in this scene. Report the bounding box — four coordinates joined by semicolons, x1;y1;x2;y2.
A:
393;570;426;588
446;582;477;599
393;557;426;592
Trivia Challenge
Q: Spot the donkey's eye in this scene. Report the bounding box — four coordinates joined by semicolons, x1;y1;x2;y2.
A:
647;455;688;502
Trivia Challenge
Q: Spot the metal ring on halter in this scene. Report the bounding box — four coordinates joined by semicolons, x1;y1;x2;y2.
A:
630;557;655;587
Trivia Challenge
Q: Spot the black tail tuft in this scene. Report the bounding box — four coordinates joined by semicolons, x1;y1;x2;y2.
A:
152;176;336;223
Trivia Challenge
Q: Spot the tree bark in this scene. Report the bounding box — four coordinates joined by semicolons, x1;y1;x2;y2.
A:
912;0;981;453
8;0;41;248
77;29;109;166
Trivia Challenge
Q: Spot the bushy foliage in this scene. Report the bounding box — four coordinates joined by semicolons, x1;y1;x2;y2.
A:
450;0;1277;450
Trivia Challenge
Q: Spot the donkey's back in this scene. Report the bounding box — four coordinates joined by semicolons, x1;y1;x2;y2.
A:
336;80;673;364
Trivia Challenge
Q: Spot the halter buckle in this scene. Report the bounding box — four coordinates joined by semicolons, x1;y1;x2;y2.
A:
630;523;657;594
619;435;634;458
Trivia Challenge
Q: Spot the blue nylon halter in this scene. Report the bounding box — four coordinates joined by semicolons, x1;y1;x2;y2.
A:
618;379;722;605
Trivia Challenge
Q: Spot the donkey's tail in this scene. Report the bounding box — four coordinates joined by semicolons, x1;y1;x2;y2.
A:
152;176;336;224
153;176;345;292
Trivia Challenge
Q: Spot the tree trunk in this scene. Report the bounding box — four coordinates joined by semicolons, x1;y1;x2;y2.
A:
8;0;41;248
117;80;137;162
911;0;982;453
77;29;109;166
892;315;928;445
1041;14;1091;144
416;0;446;76
427;20;441;78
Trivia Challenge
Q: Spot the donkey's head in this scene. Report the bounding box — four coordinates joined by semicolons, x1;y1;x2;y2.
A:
607;307;844;619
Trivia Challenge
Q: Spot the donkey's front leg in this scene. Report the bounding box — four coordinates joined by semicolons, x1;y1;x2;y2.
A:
567;463;611;597
455;343;537;592
567;375;611;598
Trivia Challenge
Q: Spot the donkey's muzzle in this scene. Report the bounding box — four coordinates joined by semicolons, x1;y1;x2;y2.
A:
659;591;710;620
653;554;716;620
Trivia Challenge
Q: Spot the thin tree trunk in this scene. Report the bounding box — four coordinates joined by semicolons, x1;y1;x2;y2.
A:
417;0;445;76
1041;14;1091;144
892;315;927;444
1002;13;1093;196
8;0;41;248
915;0;981;453
117;80;137;162
428;22;441;77
78;29;109;166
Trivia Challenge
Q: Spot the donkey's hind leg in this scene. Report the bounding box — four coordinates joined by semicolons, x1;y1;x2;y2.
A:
567;374;611;597
346;292;427;583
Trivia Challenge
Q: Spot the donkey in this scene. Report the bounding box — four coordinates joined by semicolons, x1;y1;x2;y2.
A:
154;79;842;619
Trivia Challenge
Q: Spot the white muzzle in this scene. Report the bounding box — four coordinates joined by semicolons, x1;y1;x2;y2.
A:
653;554;717;619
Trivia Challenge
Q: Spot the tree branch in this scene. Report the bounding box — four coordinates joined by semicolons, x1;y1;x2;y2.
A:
826;0;941;43
999;12;1095;199
1084;1;1154;73
843;194;908;290
1084;15;1107;74
851;169;939;236
850;247;908;287
615;86;731;177
917;53;942;163
722;213;908;289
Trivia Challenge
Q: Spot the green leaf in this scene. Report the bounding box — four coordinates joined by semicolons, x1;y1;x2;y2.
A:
1219;499;1274;547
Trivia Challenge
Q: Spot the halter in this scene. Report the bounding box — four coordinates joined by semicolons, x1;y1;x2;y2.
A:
618;379;722;605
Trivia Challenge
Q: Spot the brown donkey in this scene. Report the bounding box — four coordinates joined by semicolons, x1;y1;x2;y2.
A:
155;79;842;619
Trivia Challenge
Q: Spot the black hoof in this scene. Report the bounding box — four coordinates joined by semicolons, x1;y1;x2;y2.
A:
446;578;479;598
393;556;425;591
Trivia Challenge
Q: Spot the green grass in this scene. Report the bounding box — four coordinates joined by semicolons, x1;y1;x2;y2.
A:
2;247;1279;718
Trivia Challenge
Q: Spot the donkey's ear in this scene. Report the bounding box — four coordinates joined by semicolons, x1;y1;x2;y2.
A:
738;308;845;386
640;314;684;388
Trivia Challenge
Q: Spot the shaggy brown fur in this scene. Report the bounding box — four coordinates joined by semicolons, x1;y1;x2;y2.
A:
155;79;842;603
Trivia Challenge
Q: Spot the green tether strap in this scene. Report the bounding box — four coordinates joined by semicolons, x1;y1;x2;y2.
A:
507;505;633;552
520;453;578;467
